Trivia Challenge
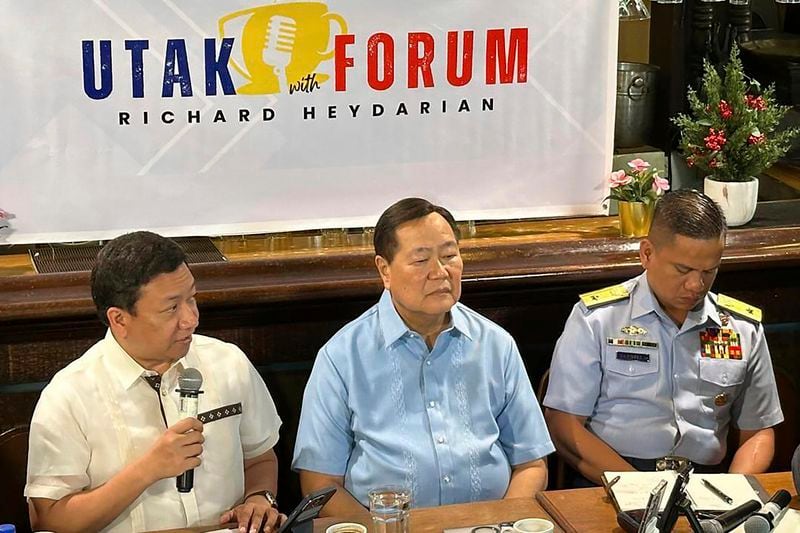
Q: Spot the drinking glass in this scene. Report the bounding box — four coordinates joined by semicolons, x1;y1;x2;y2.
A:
368;486;411;533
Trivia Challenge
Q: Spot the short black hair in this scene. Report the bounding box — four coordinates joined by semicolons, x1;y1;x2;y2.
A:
374;198;460;262
91;231;187;326
649;189;727;244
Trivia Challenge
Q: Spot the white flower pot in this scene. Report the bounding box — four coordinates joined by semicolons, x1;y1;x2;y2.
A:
703;176;759;227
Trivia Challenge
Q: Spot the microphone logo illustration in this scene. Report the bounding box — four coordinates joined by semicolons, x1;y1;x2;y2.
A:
218;2;348;95
263;16;296;93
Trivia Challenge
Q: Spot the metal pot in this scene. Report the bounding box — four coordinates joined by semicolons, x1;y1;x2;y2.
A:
615;62;659;148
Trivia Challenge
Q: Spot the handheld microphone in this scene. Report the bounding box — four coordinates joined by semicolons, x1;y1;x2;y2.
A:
699;499;761;533
743;489;792;533
176;367;203;493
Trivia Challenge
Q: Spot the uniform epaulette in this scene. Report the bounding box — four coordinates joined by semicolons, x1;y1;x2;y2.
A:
579;284;630;310
717;294;762;323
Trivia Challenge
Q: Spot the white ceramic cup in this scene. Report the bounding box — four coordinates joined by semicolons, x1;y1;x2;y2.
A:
325;522;368;533
512;518;555;533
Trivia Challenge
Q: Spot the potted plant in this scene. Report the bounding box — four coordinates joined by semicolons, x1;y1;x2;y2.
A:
672;46;800;226
606;158;670;238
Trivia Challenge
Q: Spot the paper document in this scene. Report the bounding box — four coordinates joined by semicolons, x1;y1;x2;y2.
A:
603;471;761;512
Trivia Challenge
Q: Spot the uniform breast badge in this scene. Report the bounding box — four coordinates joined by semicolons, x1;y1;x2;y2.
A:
699;328;742;360
621;325;647;336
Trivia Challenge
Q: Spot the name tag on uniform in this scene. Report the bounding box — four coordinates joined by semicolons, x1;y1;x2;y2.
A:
607;337;659;349
616;352;650;363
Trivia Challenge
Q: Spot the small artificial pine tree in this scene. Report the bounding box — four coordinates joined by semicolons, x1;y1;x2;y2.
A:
673;46;800;182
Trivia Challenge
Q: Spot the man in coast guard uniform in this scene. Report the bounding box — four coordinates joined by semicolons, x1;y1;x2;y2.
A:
544;190;783;485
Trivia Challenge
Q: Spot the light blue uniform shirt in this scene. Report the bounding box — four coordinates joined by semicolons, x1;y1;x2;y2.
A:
293;290;554;508
544;274;783;465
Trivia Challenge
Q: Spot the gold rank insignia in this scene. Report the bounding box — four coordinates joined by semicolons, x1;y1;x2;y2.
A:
714;393;729;407
621;325;647;336
717;294;762;323
580;284;630;309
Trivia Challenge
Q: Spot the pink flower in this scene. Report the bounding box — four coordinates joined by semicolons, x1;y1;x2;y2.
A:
748;132;765;145
627;159;651;172
686;156;695;168
652;175;670;193
609;170;632;188
0;209;9;220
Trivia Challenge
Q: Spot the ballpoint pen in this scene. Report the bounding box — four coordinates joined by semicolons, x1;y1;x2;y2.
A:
701;478;734;505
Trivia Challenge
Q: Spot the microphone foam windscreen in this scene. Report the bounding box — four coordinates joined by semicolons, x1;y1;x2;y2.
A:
792;444;800;494
178;367;203;391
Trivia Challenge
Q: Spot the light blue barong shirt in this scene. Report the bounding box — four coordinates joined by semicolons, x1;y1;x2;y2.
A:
293;290;554;507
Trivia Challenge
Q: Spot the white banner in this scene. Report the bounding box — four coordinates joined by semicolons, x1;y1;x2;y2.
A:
0;1;617;244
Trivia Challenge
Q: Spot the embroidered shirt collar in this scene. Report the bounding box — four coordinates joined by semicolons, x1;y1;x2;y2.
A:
377;289;472;348
102;329;191;390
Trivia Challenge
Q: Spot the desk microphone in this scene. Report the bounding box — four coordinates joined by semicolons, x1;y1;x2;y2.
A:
743;489;792;533
176;367;203;493
792;443;800;493
699;499;761;533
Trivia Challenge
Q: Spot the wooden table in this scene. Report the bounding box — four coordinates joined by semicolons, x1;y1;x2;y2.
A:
150;497;562;533
536;472;796;533
316;497;561;533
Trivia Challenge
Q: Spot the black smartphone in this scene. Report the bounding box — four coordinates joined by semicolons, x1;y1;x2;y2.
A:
276;485;337;533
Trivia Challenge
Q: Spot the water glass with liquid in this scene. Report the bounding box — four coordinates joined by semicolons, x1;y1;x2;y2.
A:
368;486;411;533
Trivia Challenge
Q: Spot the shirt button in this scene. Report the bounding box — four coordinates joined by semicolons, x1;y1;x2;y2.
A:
437;436;446;444
428;401;436;408
722;373;728;384
443;475;451;483
426;360;432;366
673;374;679;379
161;388;168;397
